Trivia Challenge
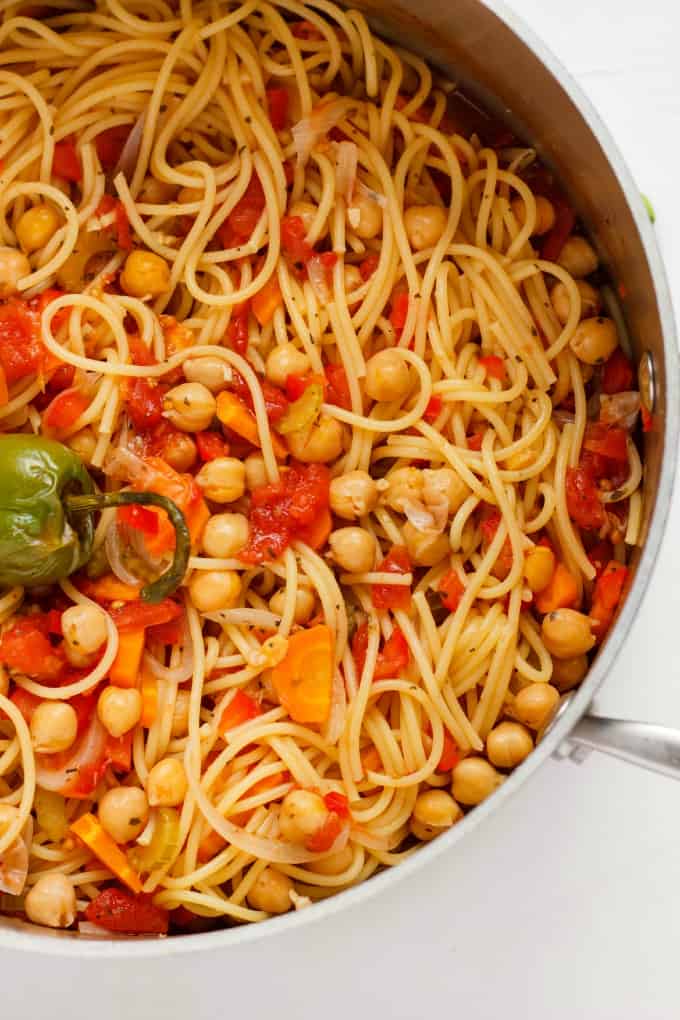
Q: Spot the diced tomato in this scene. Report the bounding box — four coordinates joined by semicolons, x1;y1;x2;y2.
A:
266;87;289;131
539;196;575;262
466;430;484;451
284;373;320;401
85;888;169;935
389;291;409;333
438;570;465;612
480;508;514;577
372;546;412;611
478;355;506;381
219;689;261;733
240;462;330;564
601;348;634;395
95;195;132;251
583;423;628;463
95;125;131;170
325;362;351;410
587;539;614;578
217;174;266;248
0;299;49;385
9;688;42;723
290;19;323;38
227;301;250;356
52;139;81;182
280;215;313;264
423;395;442;423
359;253;380;281
323;791;350;819
147;614;184;646
231;369;290;425
305;811;343;853
109;599;182;632
0;616;65;681
565;464;605;530
124;377;164;431
436;730;460;772
117;504;160;536
374;627;409;680
42;387;90;432
589;560;628;640
195;431;230;461
45;363;75;395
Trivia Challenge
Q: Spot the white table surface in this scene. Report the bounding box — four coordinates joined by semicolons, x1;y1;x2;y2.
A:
4;2;680;1017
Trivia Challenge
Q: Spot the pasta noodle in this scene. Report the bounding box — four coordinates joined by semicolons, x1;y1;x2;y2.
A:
0;0;644;935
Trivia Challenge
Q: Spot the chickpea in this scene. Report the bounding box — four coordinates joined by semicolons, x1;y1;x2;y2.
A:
98;786;149;844
279;789;328;843
523;546;555;594
265;342;310;388
422;468;469;516
551;654;589;692
404;204;447;251
189;569;241;612
402;520;450;567
411;789;462;840
269;586;315;625
329;470;378;519
0;246;31;298
551;279;601;325
307;844;354;875
344;264;363;305
381;466;423;513
30;701;78;754
244;452;267;491
183;356;231;393
486;721;533;768
349;192;382;239
451;757;502;805
139;177;178;203
171;689;190;738
365;349;411;403
97;686;142;738
329;527;375;573
61;603;108;659
147;757;187;807
557;236;599;278
569;316;618;365
542;609;595;658
286;414;346;463
247;867;293;914
202;512;249;558
120;249;171;298
195;457;245;503
513;683;560;730
162;433;197;472
67;428;97;466
177;186;205;205
510;194;555;236
16;204;62;253
163;383;217;432
25;874;76;929
288;200;320;236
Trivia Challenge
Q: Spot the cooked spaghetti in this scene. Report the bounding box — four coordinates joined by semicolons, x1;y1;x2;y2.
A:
0;0;644;935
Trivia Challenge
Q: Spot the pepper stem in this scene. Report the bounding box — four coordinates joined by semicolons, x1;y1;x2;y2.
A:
66;491;190;604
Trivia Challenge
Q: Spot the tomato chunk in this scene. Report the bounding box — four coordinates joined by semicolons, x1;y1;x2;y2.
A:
565;465;605;530
601;348;634;395
438;570;465;612
52;139;81;182
280;215;313;264
0;616;65;681
371;546;412;611
266;87;289;131
85;888;169;935
240;463;330;564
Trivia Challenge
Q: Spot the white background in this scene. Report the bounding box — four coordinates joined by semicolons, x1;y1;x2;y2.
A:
4;1;680;1017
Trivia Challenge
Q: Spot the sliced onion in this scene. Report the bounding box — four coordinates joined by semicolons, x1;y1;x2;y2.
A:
292;98;354;165
289;889;313;910
355;179;387;208
334;140;358;202
599;391;640;431
602;438;643;503
145;620;194;684
34;788;68;842
402;497;436;532
306;255;332;303
128;807;180;874
204;609;281;629
0;819;32;896
35;714;108;795
105;520;144;587
350;823;403;852
112;110;147;183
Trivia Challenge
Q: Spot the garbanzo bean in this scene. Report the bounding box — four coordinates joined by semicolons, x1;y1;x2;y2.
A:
279;789;328;843
0;247;30;298
61;603;108;660
162;433;197;472
288;200;323;237
511;194;556;236
551;654;589;692
542;609;596;658
451;757;502;805
412;790;462;840
247;868;293;913
30;702;78;754
98;786;149;844
16;204;62;253
286;415;346;463
557;236;599;278
329;527;375;573
269;586;315;624
523;546;555;593
569;316;619;365
147;757;187;807
183;356;231;393
329;470;378;519
365;349;411;403
349;193;382;239
513;683;560;730
25;874;76;929
202;512;249;558
265;342;310;387
307;845;354;875
404;204;447;250
163;383;217;432
244;452;267;491
402;520;450;567
97;686;142;738
188;569;241;612
67;428;97;466
486;721;533;768
171;689;190;738
195;457;245;503
551;279;601;324
120;249;170;298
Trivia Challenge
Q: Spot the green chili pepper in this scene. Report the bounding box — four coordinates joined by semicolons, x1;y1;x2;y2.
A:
0;435;190;603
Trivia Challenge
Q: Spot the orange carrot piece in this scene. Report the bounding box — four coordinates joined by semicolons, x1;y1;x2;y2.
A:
70;813;142;893
109;629;145;688
270;624;333;724
216;391;287;459
218;689;261;735
197;829;227;863
535;562;579;614
80;575;141;603
0;364;9;407
251;273;282;326
296;505;332;551
140;665;157;728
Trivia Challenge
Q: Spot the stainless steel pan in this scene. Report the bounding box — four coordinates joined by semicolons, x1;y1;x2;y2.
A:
1;0;677;955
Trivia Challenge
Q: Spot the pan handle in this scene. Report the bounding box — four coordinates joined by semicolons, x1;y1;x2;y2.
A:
559;714;680;780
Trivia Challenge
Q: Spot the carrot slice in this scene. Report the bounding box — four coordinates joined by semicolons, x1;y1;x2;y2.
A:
70;813;142;893
218;689;261;735
109;629;145;688
80;575;142;603
140;664;157;728
535;562;579;614
252;273;282;326
216;391;287;459
270;624;333;724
